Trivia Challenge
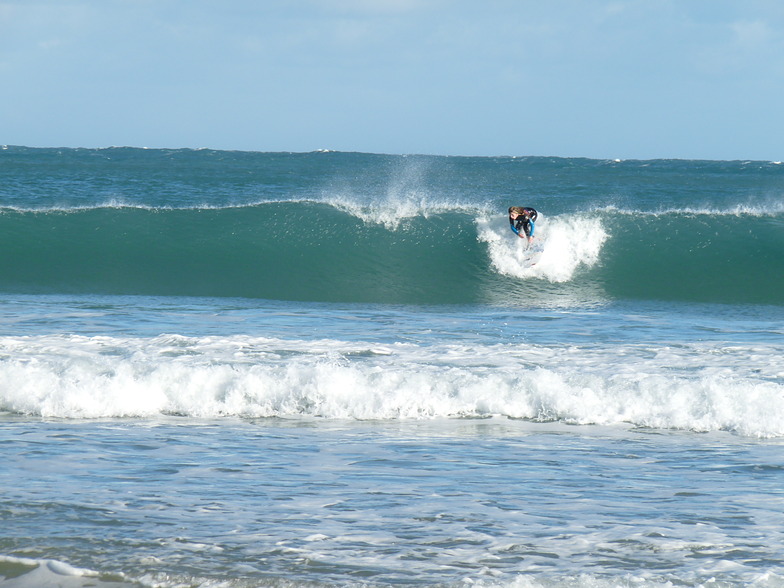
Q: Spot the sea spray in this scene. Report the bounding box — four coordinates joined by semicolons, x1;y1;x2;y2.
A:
477;213;608;282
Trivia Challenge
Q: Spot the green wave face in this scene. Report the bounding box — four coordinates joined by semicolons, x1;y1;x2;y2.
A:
0;202;782;306
0;204;485;303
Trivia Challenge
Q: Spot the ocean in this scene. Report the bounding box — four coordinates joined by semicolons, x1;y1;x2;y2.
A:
0;146;783;588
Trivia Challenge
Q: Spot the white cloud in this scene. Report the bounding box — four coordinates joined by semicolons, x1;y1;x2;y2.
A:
731;19;772;47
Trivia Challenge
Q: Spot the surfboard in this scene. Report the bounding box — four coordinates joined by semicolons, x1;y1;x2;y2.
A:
521;243;544;268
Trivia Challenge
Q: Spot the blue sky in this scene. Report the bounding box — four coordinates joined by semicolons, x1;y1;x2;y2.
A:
1;0;782;160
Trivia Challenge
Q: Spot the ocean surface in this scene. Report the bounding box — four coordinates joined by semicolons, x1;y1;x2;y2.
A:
1;146;783;588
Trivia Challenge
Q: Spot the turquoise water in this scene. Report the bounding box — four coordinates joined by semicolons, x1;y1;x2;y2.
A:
1;147;782;305
1;147;783;587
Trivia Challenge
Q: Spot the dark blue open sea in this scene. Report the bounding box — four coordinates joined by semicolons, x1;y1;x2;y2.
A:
1;146;783;588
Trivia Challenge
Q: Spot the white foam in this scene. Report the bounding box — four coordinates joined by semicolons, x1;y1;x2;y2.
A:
0;199;291;214
1;334;782;437
591;202;784;217
0;555;122;588
471;572;784;587
477;214;607;282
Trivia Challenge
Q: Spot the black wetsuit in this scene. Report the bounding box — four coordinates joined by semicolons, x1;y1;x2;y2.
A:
510;207;538;238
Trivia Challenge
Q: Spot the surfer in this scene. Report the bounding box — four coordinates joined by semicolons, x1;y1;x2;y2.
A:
508;206;538;244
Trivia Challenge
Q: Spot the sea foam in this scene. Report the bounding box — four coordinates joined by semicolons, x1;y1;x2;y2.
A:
1;334;781;437
477;213;608;282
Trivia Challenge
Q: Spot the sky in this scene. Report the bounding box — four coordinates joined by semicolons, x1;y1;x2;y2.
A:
1;0;783;160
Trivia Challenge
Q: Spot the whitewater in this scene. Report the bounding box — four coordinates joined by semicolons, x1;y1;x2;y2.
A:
1;147;784;588
1;320;783;436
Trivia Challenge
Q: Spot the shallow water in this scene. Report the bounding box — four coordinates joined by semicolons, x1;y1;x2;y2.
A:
3;416;784;587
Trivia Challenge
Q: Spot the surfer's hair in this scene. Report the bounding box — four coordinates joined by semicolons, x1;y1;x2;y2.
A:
509;206;525;215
